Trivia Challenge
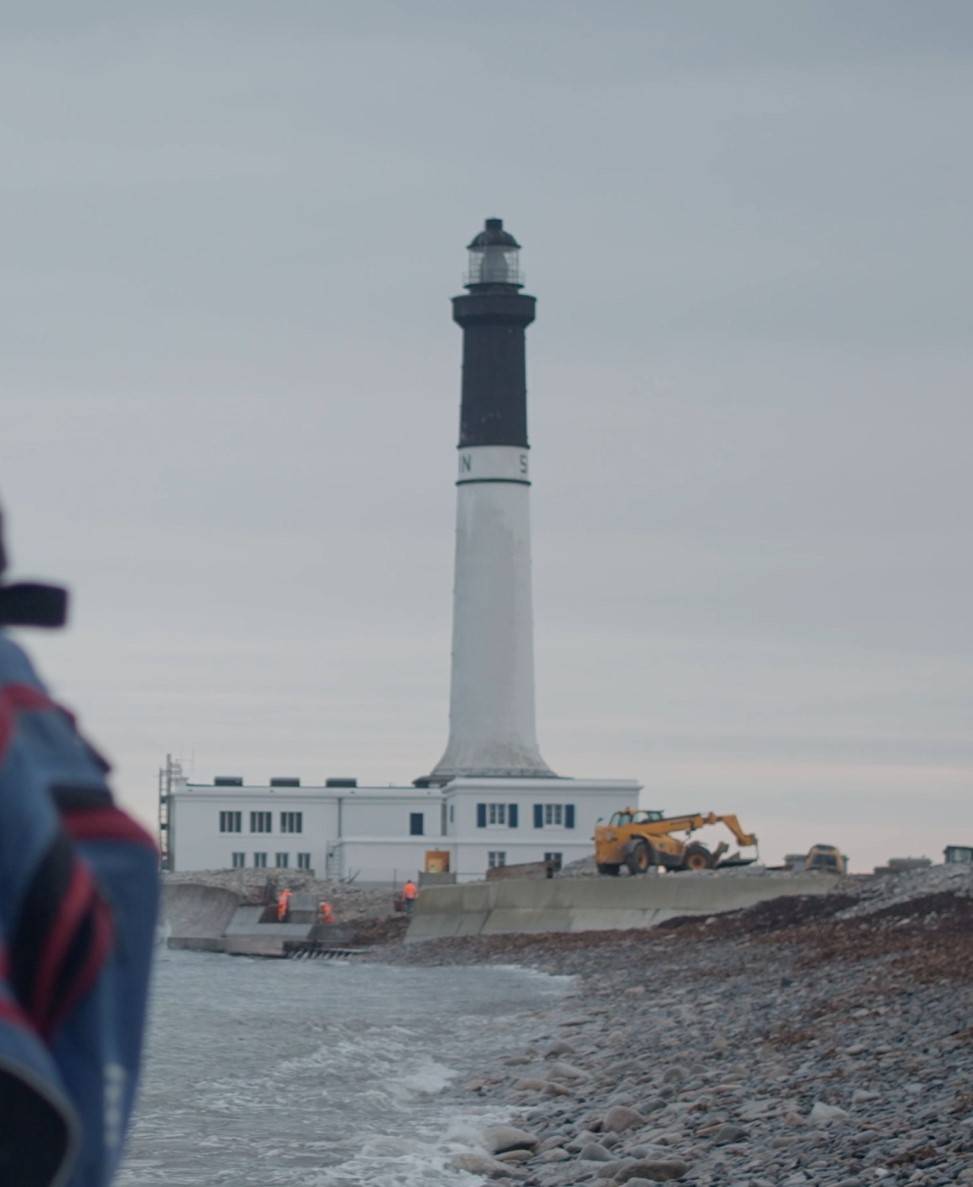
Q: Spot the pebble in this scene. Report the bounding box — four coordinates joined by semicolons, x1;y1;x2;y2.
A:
602;1105;645;1133
539;1148;571;1163
808;1101;850;1125
481;1125;539;1155
851;1089;880;1105
579;1143;613;1162
452;1152;523;1178
712;1123;748;1144
548;1060;588;1082
614;1158;689;1182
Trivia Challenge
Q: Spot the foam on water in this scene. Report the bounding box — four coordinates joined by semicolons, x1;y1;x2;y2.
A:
117;949;568;1187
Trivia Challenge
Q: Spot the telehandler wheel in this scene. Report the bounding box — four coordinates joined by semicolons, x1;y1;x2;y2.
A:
596;863;621;876
683;844;713;871
626;840;655;875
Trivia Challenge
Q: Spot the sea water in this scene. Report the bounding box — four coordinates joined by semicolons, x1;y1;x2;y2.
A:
117;948;569;1187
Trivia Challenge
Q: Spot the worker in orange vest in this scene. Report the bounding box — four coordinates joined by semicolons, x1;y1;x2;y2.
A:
276;887;293;922
402;879;418;914
318;900;335;925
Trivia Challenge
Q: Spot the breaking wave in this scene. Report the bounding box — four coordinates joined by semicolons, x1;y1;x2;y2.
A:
117;949;568;1186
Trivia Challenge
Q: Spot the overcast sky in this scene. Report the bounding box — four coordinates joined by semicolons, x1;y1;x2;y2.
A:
3;1;971;871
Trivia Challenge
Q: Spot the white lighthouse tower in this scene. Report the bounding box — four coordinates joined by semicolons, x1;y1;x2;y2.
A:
422;218;554;784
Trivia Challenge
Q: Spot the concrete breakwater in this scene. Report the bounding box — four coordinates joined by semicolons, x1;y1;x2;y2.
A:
164;869;841;951
406;871;839;941
163;882;242;949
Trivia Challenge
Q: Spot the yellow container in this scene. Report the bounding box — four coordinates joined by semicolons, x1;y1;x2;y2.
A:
424;849;450;874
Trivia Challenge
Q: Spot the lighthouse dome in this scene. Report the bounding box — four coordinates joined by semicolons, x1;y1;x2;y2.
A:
466;217;520;250
465;217;523;287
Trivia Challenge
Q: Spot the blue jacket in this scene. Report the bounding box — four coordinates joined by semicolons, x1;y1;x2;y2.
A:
0;633;158;1186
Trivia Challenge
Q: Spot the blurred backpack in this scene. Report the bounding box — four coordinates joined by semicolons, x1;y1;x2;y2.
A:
0;598;158;1185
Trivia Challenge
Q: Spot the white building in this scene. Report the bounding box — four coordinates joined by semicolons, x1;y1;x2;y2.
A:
165;770;640;883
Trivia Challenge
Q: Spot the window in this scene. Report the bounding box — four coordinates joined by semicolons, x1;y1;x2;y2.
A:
219;811;242;833
250;811;272;833
280;811;303;834
533;803;576;829
297;852;311;870
488;851;507;869
449;804;454;823
231;852;245;868
409;812;424;836
544;852;563;871
476;803;519;828
253;852;267;868
275;852;289;868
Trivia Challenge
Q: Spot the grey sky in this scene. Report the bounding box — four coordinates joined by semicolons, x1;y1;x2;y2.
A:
3;2;971;870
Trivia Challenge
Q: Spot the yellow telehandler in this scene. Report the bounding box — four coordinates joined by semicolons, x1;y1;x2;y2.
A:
594;809;758;876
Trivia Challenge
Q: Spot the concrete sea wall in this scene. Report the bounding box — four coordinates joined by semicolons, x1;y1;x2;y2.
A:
163;882;358;956
405;873;839;941
164;882;243;947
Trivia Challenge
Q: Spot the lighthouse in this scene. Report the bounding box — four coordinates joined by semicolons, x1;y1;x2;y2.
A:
163;217;642;882
423;218;555;784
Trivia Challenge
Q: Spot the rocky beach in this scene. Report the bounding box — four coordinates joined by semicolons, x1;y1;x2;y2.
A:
372;865;973;1187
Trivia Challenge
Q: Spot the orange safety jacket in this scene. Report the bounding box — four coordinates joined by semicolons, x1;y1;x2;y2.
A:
403;882;418;900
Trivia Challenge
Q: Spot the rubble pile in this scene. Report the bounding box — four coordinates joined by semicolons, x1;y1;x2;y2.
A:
556;856;599;878
373;865;973;1186
835;861;973;918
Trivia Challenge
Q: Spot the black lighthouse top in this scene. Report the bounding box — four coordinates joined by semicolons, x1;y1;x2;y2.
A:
454;218;535;449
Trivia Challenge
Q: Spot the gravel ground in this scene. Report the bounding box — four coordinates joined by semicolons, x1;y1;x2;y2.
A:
369;865;973;1187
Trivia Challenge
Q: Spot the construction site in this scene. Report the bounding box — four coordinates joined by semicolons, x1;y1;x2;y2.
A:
162;812;972;955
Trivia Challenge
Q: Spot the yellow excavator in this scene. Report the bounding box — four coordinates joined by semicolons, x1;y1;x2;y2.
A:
594;809;759;876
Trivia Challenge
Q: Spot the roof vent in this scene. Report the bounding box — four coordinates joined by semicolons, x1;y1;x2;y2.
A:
214;775;244;787
325;777;357;788
270;777;301;787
